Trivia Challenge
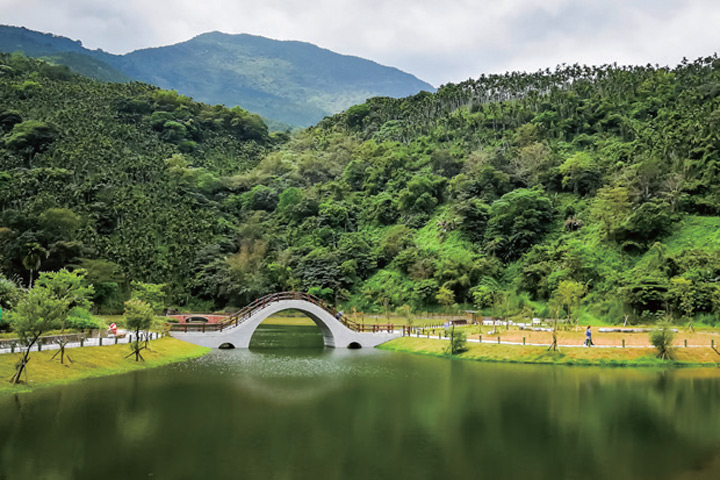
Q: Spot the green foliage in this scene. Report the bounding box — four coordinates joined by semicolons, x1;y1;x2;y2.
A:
2;120;56;161
38;208;80;239
445;328;467;355
485;187;555;261
590;186;632;241
435;286;455;309
622;275;669;315
552;280;587;322
0;110;23;132
649;319;675;360
559;152;601;195
398;174;446;216
307;286;333;303
277;187;303;218
123;298;154;332
471;279;500;310
395;304;414;325
34;269;93;312
0;275;22;311
73;258;124;312
616;200;676;250
123;298;155;361
243;185;278;211
668;277;695;319
454;199;490;242
130;281;166;314
660;216;720;253
66;306;101;329
377;225;414;267
346;104;371;128
8;285;68;344
412;279;439;307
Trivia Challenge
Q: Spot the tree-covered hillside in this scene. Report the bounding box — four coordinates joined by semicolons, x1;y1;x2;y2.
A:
0;53;271;311
2;52;720;326
213;56;720;324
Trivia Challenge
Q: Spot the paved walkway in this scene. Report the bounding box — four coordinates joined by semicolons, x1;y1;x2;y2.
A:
0;331;159;355
405;332;714;349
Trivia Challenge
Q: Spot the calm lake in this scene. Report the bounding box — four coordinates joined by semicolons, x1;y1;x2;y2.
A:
1;324;720;480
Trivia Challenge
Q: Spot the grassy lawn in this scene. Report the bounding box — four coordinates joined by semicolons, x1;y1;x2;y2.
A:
0;337;209;396
379;336;720;368
262;315;317;326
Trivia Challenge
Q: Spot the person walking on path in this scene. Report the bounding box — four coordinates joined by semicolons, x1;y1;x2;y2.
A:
584;325;594;347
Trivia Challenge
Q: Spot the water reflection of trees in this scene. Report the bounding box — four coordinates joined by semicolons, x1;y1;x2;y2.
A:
0;361;719;479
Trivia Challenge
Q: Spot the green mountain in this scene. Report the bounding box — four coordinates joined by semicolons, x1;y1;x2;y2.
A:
0;26;131;83
0;25;435;127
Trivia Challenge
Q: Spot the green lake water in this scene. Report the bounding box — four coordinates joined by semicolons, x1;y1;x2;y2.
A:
1;324;720;479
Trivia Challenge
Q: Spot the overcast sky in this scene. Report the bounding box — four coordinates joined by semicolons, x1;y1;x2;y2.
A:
1;0;719;86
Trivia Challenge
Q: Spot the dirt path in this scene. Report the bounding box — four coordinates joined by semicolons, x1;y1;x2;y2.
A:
471;328;720;348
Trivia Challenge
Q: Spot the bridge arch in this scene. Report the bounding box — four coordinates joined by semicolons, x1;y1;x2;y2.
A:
169;293;400;349
236;299;348;348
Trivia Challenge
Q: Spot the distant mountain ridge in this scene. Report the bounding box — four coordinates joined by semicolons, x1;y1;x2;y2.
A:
0;25;434;126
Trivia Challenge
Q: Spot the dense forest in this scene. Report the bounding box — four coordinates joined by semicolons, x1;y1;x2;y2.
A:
0;53;272;313
2;52;720;326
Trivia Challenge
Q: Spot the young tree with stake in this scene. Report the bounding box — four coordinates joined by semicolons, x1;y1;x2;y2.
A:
37;269;94;365
124;299;154;362
7;269;93;382
8;288;66;384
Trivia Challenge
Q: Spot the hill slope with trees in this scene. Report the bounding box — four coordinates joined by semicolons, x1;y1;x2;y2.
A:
213;55;720;325
0;53;270;312
2;52;720;327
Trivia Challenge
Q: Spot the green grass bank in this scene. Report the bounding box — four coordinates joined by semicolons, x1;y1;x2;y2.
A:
0;337;209;396
379;337;720;368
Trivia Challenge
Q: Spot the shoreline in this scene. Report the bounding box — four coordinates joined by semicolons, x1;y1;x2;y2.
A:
378;337;720;369
0;337;210;396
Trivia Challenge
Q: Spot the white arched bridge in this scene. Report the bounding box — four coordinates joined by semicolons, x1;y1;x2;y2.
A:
168;292;403;349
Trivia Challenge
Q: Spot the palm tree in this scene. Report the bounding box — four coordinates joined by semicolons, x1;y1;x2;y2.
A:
22;243;48;288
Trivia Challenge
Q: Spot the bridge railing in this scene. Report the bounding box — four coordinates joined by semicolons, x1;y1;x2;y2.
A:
167;291;407;334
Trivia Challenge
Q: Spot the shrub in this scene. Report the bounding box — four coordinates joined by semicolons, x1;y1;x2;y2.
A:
445;328;467;355
650;319;675;360
0;275;23;311
66;307;102;330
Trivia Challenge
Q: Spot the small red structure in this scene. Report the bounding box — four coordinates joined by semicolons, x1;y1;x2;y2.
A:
167;314;230;324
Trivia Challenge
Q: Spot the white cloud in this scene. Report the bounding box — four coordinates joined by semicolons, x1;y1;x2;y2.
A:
0;0;718;86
